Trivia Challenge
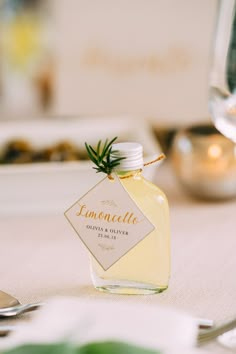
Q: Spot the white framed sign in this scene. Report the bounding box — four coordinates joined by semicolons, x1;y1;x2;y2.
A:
53;0;218;126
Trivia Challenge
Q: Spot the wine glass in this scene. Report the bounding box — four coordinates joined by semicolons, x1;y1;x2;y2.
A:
209;0;236;142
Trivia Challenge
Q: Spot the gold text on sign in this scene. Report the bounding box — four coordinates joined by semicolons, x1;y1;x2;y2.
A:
81;46;192;75
76;204;139;224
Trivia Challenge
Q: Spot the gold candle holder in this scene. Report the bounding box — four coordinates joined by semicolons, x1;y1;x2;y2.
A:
171;124;236;200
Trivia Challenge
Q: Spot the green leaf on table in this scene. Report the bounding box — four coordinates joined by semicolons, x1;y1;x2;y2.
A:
78;341;160;354
2;341;161;354
2;343;76;354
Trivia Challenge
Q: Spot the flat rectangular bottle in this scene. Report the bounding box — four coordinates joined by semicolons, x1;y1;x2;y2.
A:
89;142;170;294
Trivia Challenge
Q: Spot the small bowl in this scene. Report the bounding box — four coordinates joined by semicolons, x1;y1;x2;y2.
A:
171;124;236;200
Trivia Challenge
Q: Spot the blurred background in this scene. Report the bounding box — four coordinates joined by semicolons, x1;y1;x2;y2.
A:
0;0;53;116
5;0;236;212
0;0;218;126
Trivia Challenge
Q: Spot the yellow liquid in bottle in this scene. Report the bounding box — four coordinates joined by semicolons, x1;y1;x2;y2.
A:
90;171;170;294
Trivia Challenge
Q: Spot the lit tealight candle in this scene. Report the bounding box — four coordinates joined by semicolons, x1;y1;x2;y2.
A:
207;144;222;160
171;124;236;199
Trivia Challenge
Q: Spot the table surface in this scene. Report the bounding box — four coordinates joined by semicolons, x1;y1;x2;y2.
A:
1;163;236;353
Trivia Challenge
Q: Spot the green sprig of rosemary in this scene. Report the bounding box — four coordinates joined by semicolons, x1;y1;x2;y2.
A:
85;137;125;176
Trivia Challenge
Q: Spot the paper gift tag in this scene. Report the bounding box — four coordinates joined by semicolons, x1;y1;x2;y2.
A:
65;175;154;270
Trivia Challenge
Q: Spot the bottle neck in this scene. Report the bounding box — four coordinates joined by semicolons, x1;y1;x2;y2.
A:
116;169;142;179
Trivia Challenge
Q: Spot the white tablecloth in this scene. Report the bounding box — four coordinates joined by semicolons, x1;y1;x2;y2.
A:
1;163;236;353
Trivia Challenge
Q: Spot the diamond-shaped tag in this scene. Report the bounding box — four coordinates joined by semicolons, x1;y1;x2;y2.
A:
65;175;154;270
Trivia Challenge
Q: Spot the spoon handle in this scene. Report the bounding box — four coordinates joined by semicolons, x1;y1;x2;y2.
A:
18;302;45;314
198;317;236;345
0;302;44;316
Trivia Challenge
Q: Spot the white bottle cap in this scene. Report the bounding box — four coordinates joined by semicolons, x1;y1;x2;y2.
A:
111;142;143;171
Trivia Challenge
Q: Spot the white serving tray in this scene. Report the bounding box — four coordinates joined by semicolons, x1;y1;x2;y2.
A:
0;117;161;215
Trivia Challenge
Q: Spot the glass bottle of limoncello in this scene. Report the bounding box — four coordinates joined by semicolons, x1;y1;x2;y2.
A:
90;142;170;294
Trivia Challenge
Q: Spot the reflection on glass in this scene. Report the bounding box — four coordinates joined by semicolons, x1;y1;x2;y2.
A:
209;0;236;142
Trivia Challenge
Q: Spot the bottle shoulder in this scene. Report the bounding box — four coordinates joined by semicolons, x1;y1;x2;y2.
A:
141;176;168;199
121;175;169;205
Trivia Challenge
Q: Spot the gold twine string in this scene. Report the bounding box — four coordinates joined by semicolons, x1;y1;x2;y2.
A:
108;153;166;180
143;153;166;167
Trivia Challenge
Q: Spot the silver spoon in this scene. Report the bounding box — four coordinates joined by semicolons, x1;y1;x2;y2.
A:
0;290;43;318
0;302;44;318
198;316;236;345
